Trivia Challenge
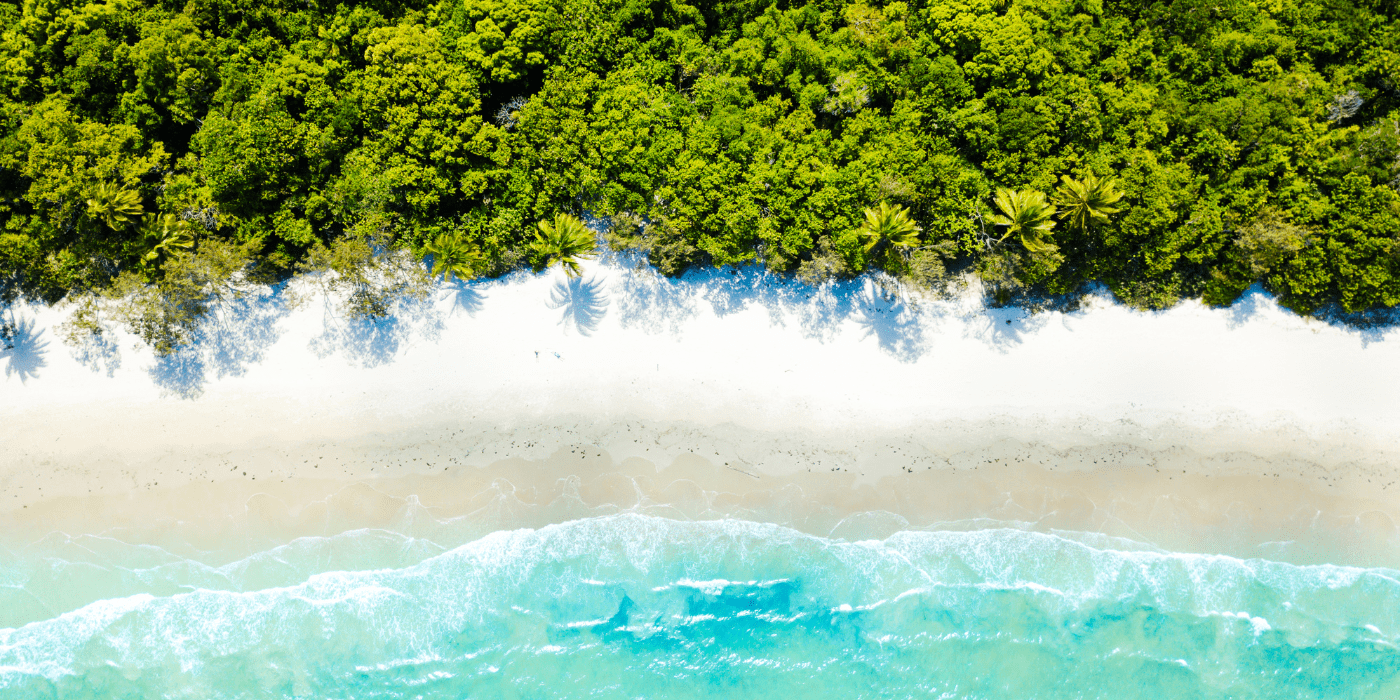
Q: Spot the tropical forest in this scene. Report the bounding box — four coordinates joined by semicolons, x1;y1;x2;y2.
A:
2;0;1398;354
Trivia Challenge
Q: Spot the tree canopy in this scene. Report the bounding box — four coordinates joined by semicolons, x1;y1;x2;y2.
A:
1;0;1396;343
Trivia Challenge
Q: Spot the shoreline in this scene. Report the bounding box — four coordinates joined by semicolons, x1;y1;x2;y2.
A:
4;411;1397;567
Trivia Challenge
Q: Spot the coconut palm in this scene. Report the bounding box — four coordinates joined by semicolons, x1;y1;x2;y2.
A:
1053;174;1124;232
425;234;481;281
989;188;1056;253
86;182;144;230
856;201;921;258
529;213;594;277
137;214;195;263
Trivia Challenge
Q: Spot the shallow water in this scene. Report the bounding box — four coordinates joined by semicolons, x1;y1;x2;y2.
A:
2;514;1398;699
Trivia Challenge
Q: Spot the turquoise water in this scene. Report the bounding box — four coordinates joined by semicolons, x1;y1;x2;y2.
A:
3;514;1398;698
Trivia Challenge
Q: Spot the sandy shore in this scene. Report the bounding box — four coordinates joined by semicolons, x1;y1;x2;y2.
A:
3;407;1398;569
3;261;1399;572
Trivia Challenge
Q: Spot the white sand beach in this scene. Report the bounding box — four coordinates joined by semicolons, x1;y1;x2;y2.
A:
3;258;1399;570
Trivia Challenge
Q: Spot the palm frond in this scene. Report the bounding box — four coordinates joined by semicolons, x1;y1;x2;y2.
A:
1053;174;1125;232
425;234;482;282
530;213;595;277
990;188;1056;252
86;182;144;230
856;201;921;257
138;214;195;264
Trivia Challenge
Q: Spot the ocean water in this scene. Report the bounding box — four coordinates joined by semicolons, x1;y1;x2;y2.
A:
2;514;1398;699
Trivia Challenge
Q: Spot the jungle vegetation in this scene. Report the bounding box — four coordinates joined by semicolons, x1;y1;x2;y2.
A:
1;0;1398;353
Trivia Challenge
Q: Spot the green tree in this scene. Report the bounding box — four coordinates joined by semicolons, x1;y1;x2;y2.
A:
1;0;1398;322
136;214;196;265
425;234;482;282
93;240;257;356
86;182;144;230
300;234;432;321
855;201;921;261
529;214;594;277
1053;174;1125;233
439;0;553;83
1234;209;1314;279
990;188;1056;253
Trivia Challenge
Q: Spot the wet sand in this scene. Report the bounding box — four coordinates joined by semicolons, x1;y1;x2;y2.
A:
4;410;1397;571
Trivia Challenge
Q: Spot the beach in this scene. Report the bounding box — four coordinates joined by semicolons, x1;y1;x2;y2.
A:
3;260;1398;564
4;260;1400;696
5;0;1399;692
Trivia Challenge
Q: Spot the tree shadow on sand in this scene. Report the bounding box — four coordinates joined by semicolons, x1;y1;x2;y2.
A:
851;283;927;362
548;276;610;336
1224;285;1280;332
962;305;1052;353
309;295;443;368
615;270;698;334
148;290;292;398
613;264;940;360
1;314;48;383
700;266;801;324
1226;285;1397;347
618;264;953;359
616;265;808;335
68;325;121;377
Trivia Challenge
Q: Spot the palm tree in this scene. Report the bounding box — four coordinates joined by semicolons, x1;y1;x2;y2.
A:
137;214;195;263
425;233;481;281
856;201;921;258
1053;174;1124;232
990;188;1056;253
529;213;594;277
86;182;144;230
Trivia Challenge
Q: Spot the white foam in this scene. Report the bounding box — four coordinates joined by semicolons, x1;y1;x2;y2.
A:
1212;611;1271;634
4;512;1398;684
668;579;738;595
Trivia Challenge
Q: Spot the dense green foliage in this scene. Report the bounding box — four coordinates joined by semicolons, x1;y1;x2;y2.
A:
2;0;1398;338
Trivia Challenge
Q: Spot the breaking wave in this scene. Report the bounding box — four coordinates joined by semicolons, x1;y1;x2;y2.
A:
3;514;1398;698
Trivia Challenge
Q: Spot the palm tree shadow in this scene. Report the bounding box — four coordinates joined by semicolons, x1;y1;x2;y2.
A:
1;315;48;383
852;284;927;362
548;276;609;336
438;279;486;317
968;308;1049;352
